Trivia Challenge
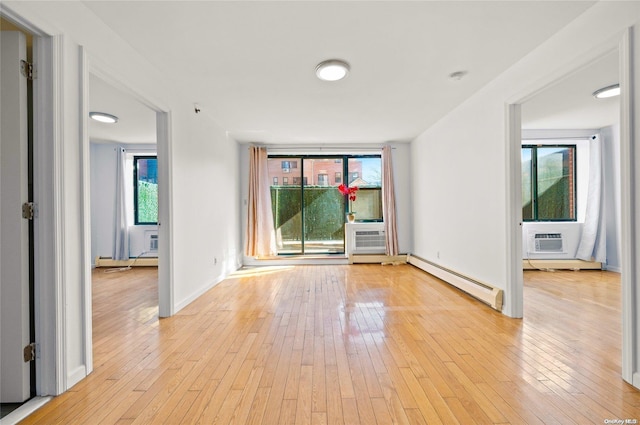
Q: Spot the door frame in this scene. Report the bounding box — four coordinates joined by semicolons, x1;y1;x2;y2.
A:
83;55;174;318
1;6;65;396
505;29;634;384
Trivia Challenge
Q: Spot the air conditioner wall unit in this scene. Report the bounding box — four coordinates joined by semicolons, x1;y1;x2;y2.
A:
346;222;386;254
533;233;563;253
145;231;158;253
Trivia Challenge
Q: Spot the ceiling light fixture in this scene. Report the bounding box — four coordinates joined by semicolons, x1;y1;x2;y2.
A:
89;111;119;123
593;84;620;99
316;59;350;82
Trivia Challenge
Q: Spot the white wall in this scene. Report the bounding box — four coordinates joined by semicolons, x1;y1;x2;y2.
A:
171;106;242;311
410;2;640;314
90;143;117;263
412;99;507;285
238;142;412;260
392;143;412;254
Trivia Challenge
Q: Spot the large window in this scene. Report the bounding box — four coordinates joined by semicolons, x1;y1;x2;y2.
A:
522;145;576;221
134;156;158;225
267;154;382;255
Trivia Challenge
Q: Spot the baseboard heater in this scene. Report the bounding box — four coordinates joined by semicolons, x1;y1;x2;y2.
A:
94;256;158;267
349;254;408;265
523;259;602;270
407;254;503;311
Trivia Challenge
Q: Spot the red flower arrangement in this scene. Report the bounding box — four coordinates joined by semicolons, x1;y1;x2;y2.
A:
338;183;358;201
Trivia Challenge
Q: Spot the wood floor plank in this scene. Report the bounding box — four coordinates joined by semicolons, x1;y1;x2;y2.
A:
325;365;345;425
229;366;264;425
18;266;640;424
295;365;314;425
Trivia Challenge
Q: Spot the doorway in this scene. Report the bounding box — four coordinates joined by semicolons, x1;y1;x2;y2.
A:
518;48;621;284
88;74;160;319
509;45;628;380
85;65;173;320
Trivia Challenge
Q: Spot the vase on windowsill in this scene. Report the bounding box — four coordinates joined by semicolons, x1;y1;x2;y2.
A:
347;212;356;223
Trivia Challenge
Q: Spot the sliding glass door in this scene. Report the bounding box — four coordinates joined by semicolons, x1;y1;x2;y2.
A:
268;156;345;254
268;154;383;255
301;158;345;253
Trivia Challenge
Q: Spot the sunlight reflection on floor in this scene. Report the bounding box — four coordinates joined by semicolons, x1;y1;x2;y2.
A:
228;265;296;278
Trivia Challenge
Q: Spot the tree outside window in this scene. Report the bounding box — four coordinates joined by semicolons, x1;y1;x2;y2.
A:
522;145;576;221
134;156;158;224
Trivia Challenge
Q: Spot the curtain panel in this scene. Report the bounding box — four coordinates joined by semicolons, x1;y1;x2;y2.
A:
576;136;606;262
245;146;276;257
113;146;129;261
382;145;399;256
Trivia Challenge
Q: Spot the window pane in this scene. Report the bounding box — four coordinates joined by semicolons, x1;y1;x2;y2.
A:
269;158;302;254
348;157;382;221
536;147;574;220
302;158;345;253
521;148;533;221
351;188;382;220
135;157;158;224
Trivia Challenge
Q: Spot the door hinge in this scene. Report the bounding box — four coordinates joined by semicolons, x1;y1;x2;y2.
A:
22;202;36;220
20;59;35;80
23;343;36;362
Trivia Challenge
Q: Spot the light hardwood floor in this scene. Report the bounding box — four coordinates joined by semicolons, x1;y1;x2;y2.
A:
21;265;640;424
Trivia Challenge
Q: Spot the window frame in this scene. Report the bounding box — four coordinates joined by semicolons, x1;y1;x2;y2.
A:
268;154;383;223
522;144;577;222
133;155;159;225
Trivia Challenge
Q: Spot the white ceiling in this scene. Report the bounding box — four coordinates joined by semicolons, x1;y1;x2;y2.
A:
89;74;157;144
83;1;608;145
521;50;619;130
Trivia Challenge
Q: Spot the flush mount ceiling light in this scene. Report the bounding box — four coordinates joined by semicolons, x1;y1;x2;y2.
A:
89;111;119;123
316;59;350;81
593;84;620;99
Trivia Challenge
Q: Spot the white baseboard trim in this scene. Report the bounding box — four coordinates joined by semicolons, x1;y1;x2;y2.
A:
174;275;227;313
632;371;640;390
67;365;88;390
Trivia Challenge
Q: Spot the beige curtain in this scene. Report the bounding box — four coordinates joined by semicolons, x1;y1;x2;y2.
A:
245;146;276;257
382;145;399;256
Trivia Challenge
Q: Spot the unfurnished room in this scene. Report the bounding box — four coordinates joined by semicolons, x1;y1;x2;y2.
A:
2;1;640;424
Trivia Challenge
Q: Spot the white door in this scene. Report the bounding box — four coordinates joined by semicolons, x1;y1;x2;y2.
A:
1;30;32;403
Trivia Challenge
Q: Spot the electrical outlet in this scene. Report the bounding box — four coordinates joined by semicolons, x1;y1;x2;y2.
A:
437;251;440;259
214;257;218;265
